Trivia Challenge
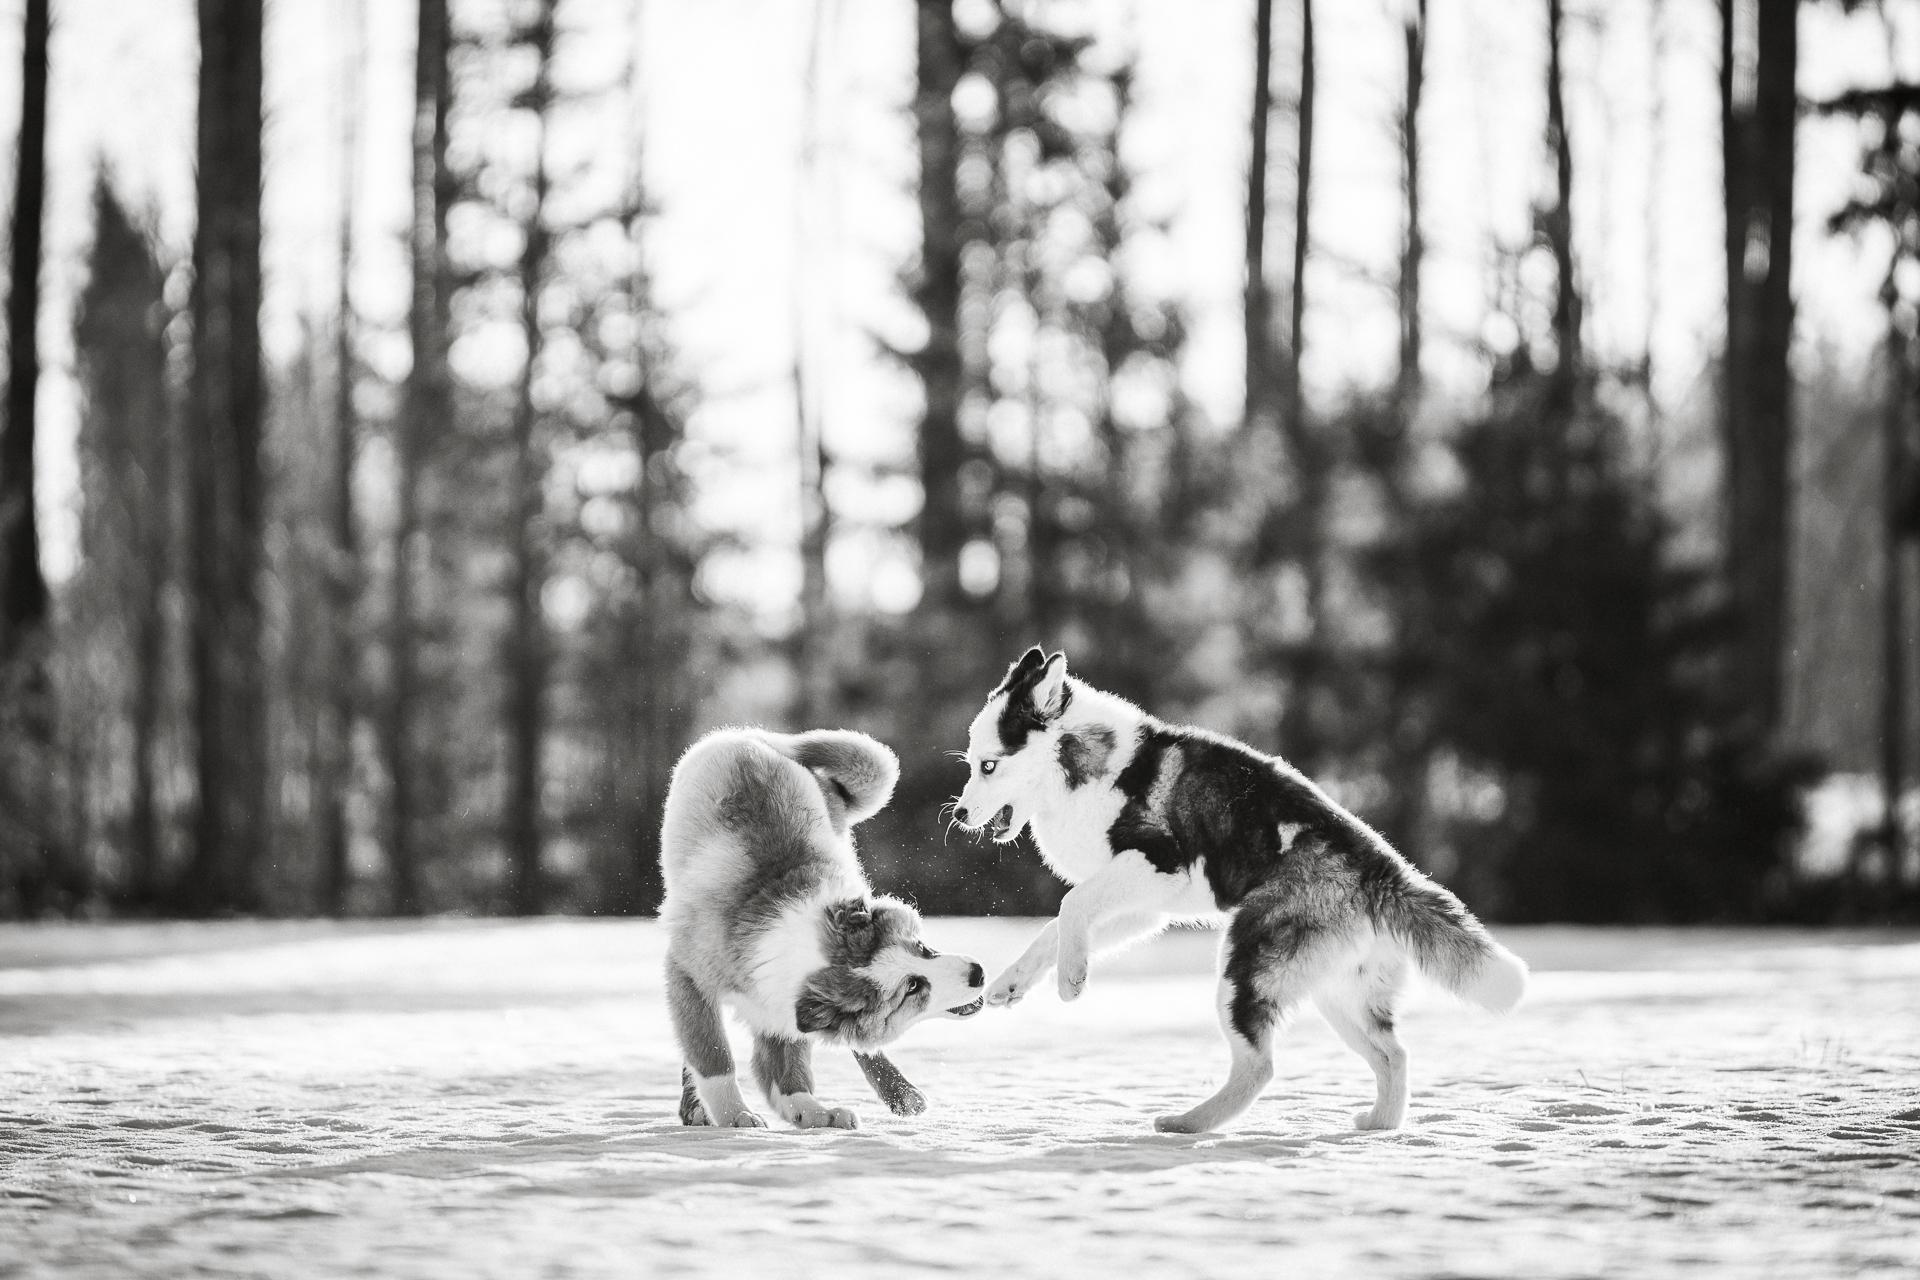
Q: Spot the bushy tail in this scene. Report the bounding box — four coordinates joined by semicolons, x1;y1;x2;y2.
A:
752;729;899;831
1379;872;1528;1014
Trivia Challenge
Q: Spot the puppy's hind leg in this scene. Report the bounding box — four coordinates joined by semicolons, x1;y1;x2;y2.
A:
1154;908;1328;1135
753;1034;857;1130
1315;949;1411;1131
678;1066;710;1125
667;957;764;1128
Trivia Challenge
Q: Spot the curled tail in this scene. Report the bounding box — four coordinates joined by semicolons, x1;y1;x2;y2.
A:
1379;872;1528;1014
753;729;899;833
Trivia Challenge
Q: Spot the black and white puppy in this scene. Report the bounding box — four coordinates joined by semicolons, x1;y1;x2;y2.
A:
952;649;1527;1134
660;728;985;1129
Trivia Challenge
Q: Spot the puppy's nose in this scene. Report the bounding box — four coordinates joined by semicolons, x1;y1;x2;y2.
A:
954;806;970;824
967;962;984;988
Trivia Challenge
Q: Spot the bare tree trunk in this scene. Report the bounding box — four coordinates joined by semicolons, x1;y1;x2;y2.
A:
1278;0;1323;769
184;0;269;914
792;0;833;725
1245;0;1275;437
1;0;49;665
318;0;364;916
615;0;668;917
1545;0;1580;391
912;0;969;612
386;0;452;916
503;0;558;917
1395;0;1426;407
1719;0;1796;738
0;0;55;913
1883;303;1909;885
1643;0;1666;409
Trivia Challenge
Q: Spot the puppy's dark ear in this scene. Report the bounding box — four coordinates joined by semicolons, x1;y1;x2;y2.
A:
994;646;1049;696
795;967;880;1036
1030;652;1069;720
822;898;879;964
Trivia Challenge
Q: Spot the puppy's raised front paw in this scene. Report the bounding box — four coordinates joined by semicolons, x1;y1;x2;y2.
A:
885;1085;927;1117
1056;949;1088;1002
985;966;1033;1007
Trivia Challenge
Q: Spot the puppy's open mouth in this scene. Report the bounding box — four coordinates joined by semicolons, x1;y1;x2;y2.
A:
986;805;1015;841
945;998;984;1018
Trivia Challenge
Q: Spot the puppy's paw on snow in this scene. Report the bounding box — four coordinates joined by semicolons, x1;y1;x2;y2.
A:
1352;1108;1402;1132
1153;1113;1211;1135
884;1085;927;1117
723;1109;768;1129
779;1094;861;1130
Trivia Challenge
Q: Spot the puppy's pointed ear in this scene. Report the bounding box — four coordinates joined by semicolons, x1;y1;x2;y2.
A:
994;646;1049;696
1030;651;1070;720
823;898;878;963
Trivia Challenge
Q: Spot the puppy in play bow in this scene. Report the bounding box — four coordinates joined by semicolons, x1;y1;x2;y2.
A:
660;728;986;1129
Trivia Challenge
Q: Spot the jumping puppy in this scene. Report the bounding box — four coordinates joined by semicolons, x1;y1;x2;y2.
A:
661;728;985;1129
951;649;1527;1134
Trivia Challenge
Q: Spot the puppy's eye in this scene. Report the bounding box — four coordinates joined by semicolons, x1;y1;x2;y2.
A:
906;976;928;997
980;759;998;775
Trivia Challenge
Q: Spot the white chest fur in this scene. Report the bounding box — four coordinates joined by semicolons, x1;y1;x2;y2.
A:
1028;784;1127;886
728;903;826;1037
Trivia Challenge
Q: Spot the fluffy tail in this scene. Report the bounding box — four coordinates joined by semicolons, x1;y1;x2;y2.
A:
751;729;899;832
1379;873;1528;1014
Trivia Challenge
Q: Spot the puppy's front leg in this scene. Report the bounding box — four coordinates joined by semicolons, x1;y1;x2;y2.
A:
853;1050;927;1116
986;918;1059;1007
666;957;765;1128
753;1034;857;1129
1054;853;1188;1002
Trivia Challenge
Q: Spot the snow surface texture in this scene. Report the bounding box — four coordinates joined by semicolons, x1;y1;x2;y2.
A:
2;920;1917;1278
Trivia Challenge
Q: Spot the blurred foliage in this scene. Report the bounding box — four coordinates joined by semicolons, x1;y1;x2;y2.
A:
34;0;1920;924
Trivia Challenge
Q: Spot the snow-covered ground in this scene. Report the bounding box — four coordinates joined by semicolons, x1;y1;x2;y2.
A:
2;919;1916;1278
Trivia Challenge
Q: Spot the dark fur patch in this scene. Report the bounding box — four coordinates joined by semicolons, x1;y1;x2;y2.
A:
678;1066;708;1125
795;966;884;1036
1106;720;1403;911
853;1051;928;1116
995;650;1072;753
817;897;913;968
666;958;734;1079
1057;726;1117;789
1221;900;1320;1044
751;1034;815;1103
992;647;1049;697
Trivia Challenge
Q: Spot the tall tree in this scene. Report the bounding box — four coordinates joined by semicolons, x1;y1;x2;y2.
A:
74;181;175;905
1245;0;1276;436
0;0;55;915
1396;0;1427;407
184;0;269;913
386;0;454;915
792;0;834;724
1;0;49;665
1719;0;1797;736
1277;0;1325;769
911;0;970;613
1544;0;1580;389
502;0;559;916
318;0;365;915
